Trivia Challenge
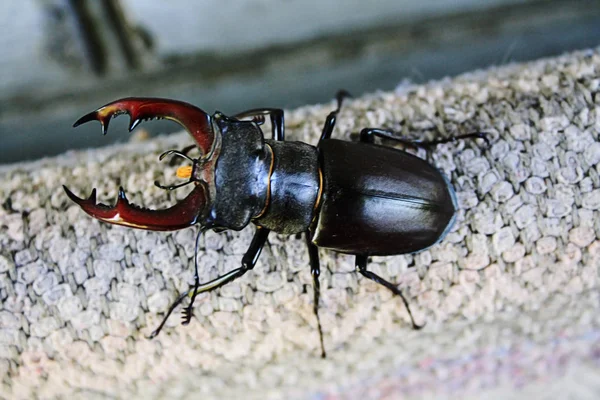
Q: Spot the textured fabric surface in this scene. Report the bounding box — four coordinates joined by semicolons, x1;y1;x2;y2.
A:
1;49;600;399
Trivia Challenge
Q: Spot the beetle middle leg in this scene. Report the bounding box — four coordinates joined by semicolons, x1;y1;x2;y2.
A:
305;234;327;358
355;255;423;330
149;227;270;338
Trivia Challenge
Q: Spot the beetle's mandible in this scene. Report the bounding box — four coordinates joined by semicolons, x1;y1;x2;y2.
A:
64;93;486;358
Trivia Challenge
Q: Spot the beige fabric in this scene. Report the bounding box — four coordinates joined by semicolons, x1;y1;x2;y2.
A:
1;49;600;399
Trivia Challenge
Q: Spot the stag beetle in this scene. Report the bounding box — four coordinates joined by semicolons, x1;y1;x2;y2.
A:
64;92;485;357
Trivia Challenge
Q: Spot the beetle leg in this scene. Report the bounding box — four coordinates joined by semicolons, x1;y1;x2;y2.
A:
73;97;215;155
355;255;424;330
360;128;490;148
181;227;204;325
63;183;207;231
154;180;195;191
149;227;270;338
232;108;285;141
318;90;352;143
306;234;326;358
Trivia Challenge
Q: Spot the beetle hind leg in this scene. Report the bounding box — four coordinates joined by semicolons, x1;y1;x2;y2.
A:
359;128;489;148
355;255;423;330
305;234;327;358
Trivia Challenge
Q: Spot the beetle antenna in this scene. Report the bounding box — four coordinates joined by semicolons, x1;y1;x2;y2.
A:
155;149;200;191
158;149;195;163
154;180;194;191
182;227;203;325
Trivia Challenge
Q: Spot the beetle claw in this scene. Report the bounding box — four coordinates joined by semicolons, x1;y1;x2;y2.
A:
72;97;215;154
63;184;207;231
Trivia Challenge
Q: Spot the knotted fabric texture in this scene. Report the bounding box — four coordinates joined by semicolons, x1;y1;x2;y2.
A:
1;48;599;399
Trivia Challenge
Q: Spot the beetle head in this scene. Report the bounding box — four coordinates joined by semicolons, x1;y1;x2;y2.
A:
64;97;221;231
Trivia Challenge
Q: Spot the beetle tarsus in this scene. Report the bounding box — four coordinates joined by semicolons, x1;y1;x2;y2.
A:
335;89;352;108
306;234;327;358
318;89;352;143
182;228;203;325
359;128;490;149
355;255;424;330
464;131;491;147
148;290;190;338
181;306;193;325
413;131;491;148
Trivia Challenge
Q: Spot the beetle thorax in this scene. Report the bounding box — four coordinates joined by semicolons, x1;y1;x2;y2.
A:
253;140;320;235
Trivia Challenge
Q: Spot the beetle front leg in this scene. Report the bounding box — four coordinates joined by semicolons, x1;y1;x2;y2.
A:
318;90;352;143
306;234;326;358
149;227;270;338
232;108;285;141
355;255;423;330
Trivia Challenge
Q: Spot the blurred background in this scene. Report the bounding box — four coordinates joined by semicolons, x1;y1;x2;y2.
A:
1;0;599;164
